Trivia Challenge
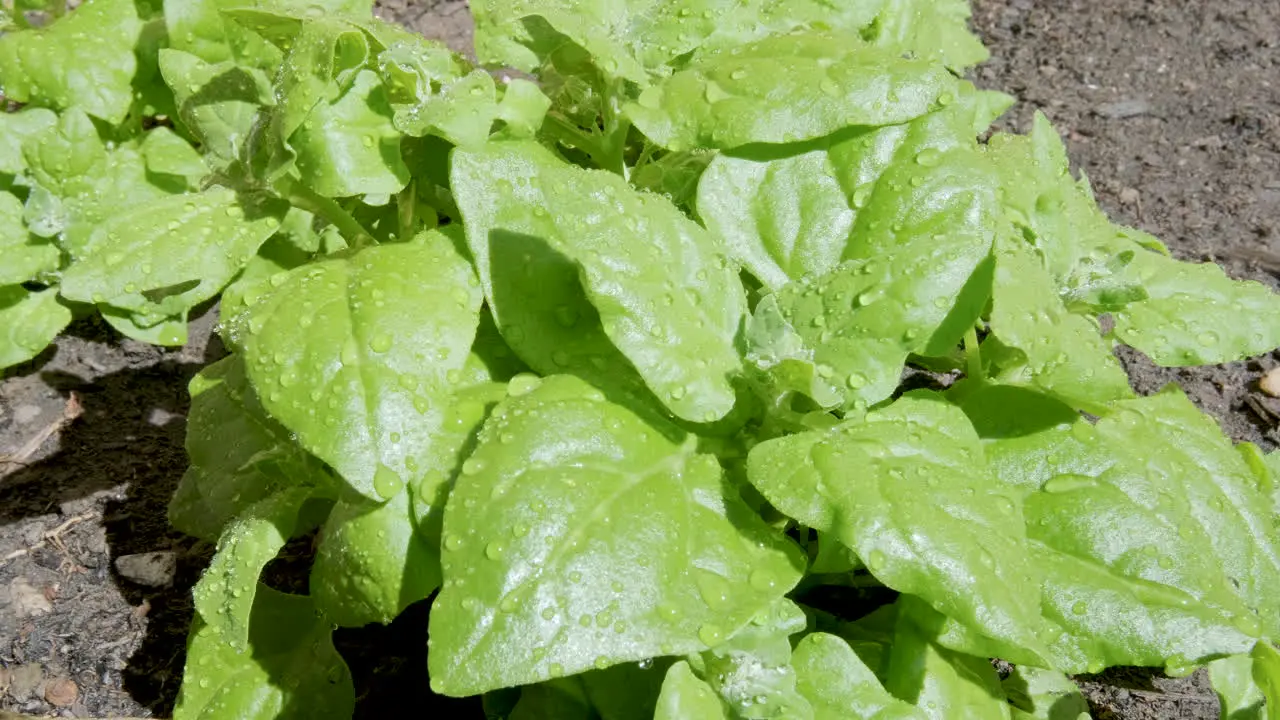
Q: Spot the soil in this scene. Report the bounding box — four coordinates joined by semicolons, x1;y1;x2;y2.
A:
0;0;1276;718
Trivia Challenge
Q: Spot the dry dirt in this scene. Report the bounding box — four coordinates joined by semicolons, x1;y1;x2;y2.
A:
0;0;1276;718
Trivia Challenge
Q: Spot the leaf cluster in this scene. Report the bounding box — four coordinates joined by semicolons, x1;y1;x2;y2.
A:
3;1;1279;718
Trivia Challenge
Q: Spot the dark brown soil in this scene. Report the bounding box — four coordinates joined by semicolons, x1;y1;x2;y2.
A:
0;1;1275;718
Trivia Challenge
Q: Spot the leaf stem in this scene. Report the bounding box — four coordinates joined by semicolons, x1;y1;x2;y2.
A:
543;114;608;164
397;180;416;242
965;326;984;383
281;179;375;250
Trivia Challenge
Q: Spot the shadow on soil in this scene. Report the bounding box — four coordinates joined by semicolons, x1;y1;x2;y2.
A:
0;313;480;717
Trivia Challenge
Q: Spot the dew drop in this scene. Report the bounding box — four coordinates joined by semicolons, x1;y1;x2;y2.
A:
372;464;402;499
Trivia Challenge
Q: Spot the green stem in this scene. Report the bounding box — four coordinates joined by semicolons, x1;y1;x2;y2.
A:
282;179;375;250
965;326;984;383
543;114;610;167
397;180;416;242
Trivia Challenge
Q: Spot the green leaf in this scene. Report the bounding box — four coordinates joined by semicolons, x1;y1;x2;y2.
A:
509;678;595;720
1002;666;1091;720
632;150;714;211
1112;249;1280;366
697;83;1011;291
884;602;1012;720
626;31;955;151
0;191;59;285
219;235;316;353
0;286;70;369
509;663;671;720
139;126;209;182
966;389;1280;672
427;374;804;696
242;234;484;500
471;0;886;82
452;140;745;423
193;488;315;653
0;0;142;123
251;17;372;182
292;68;410;197
174;585;354;720
163;0;281;67
158;48;277;163
377;37;499;147
310;487;440;627
792;633;926;720
699;599;814;719
406;380;508;547
1210;653;1266;720
742;294;844;413
654;661;731;720
866;0;990;72
765;151;1000;409
1252;641;1280;720
983;114;1156;315
0;108;57;175
20;111;193;248
99;305;190;346
988;235;1133;411
497;78;552;138
746;393;1048;660
59;188;288;319
170;356;325;541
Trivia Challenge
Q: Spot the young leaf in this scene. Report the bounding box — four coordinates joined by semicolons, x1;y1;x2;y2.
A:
792;633;926;720
0;191;59;286
0;0;142;123
509;678;595;720
884;603;1013;720
377;37;499;147
1210;652;1267;720
158;48;277;163
20;112;196;248
138;126;210;183
163;0;283;68
1112;249;1280;367
310;488;440;627
427;374;804;696
242;234;484;501
192;488;316;651
866;0;990;72
99;305;190;347
965;389;1280;672
697;83;1012;291
626;31;955;151
655;661;731;720
0;286;70;369
988;234;1133;411
698;599;814;718
0;107;57;175
59;188;288;319
174;585;354;720
252;17;373;182
746;392;1049;661
1001;666;1091;720
452;140;746;423
171;356;326;542
291;68;410;198
1252;641;1280;720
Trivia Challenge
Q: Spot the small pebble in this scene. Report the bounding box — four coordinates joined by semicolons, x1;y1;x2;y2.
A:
44;677;78;706
1260;367;1280;398
114;551;177;588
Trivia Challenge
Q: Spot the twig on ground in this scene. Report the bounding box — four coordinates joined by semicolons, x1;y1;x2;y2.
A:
0;392;83;470
0;511;99;569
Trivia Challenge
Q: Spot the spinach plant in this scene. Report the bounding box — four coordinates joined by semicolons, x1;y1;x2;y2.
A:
3;0;1279;718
